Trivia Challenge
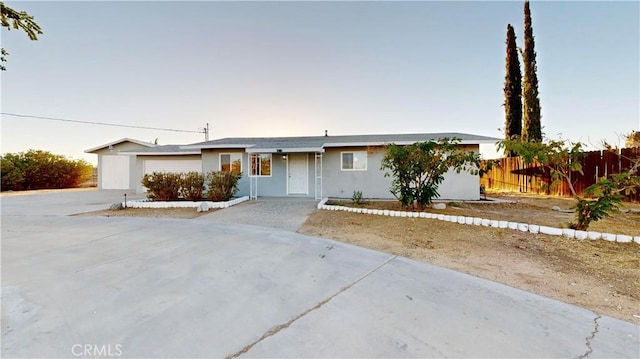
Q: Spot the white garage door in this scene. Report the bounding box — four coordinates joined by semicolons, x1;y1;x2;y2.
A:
143;159;202;174
101;155;130;189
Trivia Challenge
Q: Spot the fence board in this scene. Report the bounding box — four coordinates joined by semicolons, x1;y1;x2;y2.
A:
481;148;640;202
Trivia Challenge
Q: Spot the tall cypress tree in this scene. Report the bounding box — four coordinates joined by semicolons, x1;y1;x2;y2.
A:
504;24;522;150
521;0;542;142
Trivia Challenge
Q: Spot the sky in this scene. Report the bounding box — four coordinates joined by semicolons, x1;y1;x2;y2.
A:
1;0;638;165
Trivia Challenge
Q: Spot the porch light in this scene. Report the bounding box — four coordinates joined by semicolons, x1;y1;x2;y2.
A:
282;154;287;160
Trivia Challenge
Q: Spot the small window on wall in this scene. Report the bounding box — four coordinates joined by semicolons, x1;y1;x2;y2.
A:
220;153;242;173
250;154;271;177
341;151;367;171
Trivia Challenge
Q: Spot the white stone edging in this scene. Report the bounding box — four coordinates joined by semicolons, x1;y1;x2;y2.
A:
124;196;250;209
317;198;640;245
317;197;329;210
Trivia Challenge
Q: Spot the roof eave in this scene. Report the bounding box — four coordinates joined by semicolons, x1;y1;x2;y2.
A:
181;144;255;150
85;138;156;153
246;147;325;154
120;151;201;156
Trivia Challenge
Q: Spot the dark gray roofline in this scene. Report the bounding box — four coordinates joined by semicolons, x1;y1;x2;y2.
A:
183;132;500;151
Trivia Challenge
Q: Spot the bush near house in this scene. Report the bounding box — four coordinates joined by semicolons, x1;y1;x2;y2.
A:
141;170;241;202
141;172;182;201
205;171;242;202
1;150;94;191
180;171;205;201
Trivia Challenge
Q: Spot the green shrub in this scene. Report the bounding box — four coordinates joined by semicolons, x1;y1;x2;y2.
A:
180;171;204;201
205;171;242;201
351;190;364;206
142;172;182;201
1;150;93;191
570;177;622;230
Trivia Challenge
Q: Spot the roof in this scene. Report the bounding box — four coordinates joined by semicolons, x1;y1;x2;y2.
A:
182;132;500;153
118;145;200;156
84;138;156;154
87;133;501;156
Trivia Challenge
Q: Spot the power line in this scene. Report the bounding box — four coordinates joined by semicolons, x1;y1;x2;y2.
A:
0;112;203;134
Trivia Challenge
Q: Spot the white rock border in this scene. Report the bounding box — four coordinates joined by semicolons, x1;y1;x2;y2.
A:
124;196;249;209
318;198;640;245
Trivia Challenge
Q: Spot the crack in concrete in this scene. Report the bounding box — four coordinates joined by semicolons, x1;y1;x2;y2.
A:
576;314;601;359
226;255;398;359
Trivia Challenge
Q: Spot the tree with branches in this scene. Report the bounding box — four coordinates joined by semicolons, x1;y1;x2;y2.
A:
381;138;482;209
572;146;640;230
498;137;585;197
1;1;43;70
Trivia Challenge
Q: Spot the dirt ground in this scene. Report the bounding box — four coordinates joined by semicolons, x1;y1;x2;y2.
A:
75;207;212;219
298;193;640;324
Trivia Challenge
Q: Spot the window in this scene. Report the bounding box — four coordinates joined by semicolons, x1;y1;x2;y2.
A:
341;151;367;171
220;153;242;173
250;154;272;177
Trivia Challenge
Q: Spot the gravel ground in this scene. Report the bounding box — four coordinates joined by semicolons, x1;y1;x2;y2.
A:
195;197;318;232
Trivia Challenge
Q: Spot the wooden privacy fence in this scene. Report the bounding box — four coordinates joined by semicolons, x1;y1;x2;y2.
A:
480;147;640;202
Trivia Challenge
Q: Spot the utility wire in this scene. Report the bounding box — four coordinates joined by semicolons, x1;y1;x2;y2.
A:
0;112;203;134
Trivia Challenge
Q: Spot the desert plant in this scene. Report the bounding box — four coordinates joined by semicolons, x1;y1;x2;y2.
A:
351;190;364;206
205;171;242;201
141;172;182;201
180;171;204;201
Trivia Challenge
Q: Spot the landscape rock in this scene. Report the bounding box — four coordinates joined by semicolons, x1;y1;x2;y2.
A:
615;234;632;243
432;203;446;210
110;202;124;210
197;202;210;212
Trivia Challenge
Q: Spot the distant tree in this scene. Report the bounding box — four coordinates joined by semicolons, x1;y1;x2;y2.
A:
503;24;522;154
625;131;640;148
1;150;93;191
521;0;542;142
381;138;482;209
0;1;43;71
0;153;24;190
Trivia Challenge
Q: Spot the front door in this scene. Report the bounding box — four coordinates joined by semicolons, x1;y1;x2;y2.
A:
287;153;308;195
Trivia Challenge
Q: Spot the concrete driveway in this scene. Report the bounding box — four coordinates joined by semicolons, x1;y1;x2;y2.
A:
196;197;318;232
1;190;639;358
